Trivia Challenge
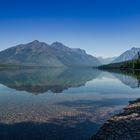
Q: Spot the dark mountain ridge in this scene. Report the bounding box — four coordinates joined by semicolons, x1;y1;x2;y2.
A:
0;40;101;67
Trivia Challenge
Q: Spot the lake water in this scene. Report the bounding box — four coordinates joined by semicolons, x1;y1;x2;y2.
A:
0;68;140;140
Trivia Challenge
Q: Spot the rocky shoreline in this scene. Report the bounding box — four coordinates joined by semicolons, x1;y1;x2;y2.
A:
92;98;140;140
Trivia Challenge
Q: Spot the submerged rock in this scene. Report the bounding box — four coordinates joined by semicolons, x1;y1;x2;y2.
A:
92;98;140;140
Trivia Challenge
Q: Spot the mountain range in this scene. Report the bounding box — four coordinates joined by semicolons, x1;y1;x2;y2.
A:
99;47;140;69
112;47;140;63
0;40;101;67
0;40;140;67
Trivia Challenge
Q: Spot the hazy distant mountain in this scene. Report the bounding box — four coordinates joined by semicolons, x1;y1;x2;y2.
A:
0;40;101;67
113;47;140;63
98;57;116;64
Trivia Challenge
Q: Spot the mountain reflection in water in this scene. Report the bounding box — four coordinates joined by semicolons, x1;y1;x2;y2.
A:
0;68;139;140
105;70;140;89
0;68;101;94
0;69;139;94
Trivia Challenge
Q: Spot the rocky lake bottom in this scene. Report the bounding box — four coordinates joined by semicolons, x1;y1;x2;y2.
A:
0;68;139;140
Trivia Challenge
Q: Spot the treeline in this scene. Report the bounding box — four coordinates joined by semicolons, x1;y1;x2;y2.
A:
121;53;140;69
98;52;140;70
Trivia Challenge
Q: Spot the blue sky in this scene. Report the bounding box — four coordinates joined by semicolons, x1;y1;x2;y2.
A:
0;0;140;57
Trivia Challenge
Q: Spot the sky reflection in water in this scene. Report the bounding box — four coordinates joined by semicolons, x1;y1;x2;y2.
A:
0;68;140;140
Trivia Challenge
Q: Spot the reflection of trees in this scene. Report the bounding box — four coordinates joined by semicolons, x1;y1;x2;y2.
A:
101;69;140;88
119;70;140;88
0;68;101;94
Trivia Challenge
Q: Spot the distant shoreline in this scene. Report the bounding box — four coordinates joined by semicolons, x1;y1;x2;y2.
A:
0;64;98;69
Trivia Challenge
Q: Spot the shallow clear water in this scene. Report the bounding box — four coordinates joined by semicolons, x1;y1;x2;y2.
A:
0;68;140;140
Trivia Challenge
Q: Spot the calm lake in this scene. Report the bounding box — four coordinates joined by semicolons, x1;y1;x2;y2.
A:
0;68;140;140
